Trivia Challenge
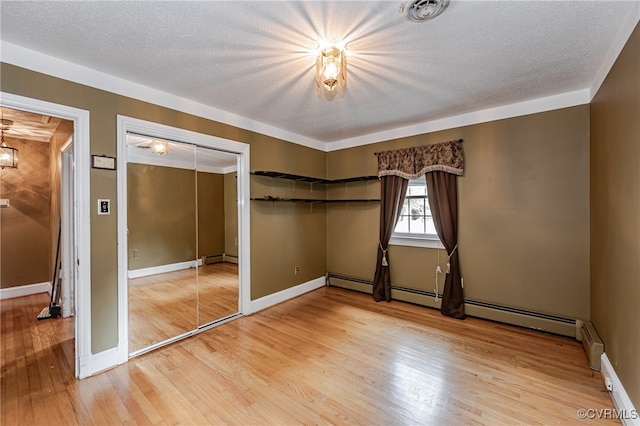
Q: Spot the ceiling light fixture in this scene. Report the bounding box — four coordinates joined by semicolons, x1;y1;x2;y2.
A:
0;118;18;169
151;139;169;155
316;45;347;92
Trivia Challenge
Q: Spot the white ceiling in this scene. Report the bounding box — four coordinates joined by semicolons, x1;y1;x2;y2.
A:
0;107;62;143
1;1;638;151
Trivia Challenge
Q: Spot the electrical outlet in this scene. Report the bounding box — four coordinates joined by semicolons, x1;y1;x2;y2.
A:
133;249;139;259
294;266;300;275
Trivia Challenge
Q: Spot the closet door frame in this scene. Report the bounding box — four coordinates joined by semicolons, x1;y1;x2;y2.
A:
115;115;251;364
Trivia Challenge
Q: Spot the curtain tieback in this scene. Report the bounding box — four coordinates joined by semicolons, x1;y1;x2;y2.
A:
379;242;389;267
446;244;458;274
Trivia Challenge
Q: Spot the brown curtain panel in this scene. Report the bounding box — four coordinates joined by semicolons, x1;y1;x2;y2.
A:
372;175;408;302
425;171;465;319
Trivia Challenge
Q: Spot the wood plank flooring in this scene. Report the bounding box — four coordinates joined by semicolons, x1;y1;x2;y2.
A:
1;286;617;425
128;263;238;352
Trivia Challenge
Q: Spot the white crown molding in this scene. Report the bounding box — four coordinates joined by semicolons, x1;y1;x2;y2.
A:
0;41;326;151
590;3;640;100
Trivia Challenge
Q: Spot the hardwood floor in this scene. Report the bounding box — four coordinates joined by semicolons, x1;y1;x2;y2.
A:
1;286;617;425
128;262;239;352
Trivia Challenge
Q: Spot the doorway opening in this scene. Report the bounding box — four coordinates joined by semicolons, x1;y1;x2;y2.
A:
0;92;91;379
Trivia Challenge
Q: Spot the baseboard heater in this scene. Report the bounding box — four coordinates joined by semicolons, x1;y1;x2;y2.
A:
202;254;239;265
326;272;577;338
576;320;604;370
202;254;224;265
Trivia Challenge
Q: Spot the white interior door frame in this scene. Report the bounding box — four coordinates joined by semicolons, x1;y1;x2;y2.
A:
115;115;251;364
0;92;92;379
60;137;75;319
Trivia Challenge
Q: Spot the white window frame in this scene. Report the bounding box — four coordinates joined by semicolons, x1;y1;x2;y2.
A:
390;177;444;249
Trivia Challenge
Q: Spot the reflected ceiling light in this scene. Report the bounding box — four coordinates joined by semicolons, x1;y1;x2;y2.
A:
151;139;169;155
0;119;18;169
316;45;347;92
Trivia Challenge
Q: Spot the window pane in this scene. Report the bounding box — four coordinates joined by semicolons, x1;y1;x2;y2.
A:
425;217;437;235
393;177;438;239
395;215;409;233
409;198;424;220
410;216;426;233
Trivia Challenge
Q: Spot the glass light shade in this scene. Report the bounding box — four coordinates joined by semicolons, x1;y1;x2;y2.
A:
316;45;347;92
0;143;18;169
151;139;169;155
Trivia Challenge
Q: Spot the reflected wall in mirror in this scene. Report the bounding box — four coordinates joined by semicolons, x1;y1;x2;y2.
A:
126;135;239;355
196;146;239;326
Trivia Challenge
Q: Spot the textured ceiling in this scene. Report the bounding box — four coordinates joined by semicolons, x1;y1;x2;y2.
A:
1;1;638;148
0;107;62;143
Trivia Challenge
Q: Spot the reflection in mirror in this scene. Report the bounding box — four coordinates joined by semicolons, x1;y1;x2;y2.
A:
195;146;239;326
126;134;240;355
127;137;198;353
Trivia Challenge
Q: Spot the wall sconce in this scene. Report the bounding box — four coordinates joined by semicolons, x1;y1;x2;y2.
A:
151;139;169;155
0;119;18;169
316;45;347;92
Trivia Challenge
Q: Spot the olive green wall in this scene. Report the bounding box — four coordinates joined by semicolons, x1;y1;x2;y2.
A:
197;171;225;258
127;164;197;270
1;63;327;353
0;138;51;288
590;23;640;409
224;172;238;258
327;105;590;320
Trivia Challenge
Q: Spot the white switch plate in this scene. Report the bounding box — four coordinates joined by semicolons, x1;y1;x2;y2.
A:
0;199;9;208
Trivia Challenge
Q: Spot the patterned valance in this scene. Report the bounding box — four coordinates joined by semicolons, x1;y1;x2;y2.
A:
375;139;464;179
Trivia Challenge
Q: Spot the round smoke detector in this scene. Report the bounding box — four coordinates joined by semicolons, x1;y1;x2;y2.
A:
401;0;449;22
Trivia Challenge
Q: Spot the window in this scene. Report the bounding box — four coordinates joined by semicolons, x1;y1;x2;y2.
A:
391;178;443;249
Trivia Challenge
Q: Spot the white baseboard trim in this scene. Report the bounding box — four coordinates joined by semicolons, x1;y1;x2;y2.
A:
128;259;200;279
0;281;51;300
85;347;119;378
601;353;640;425
247;276;325;315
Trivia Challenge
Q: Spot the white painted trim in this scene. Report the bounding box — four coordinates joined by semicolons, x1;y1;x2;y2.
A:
600;353;640;426
390;235;444;250
247;276;325;315
61;137;75;319
1;41;325;152
117;115;251;362
0;92;91;380
87;347;119;377
0;282;51;300
326;89;591;151
590;4;640;100
127;260;199;279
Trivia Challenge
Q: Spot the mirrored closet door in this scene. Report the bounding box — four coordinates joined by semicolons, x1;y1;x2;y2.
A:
126;135;239;355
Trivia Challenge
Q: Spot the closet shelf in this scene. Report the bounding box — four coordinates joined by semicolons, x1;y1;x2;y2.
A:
251;171;379;204
251;171;378;184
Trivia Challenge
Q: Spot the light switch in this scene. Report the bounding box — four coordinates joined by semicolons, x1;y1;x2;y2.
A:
98;199;110;215
0;199;9;208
